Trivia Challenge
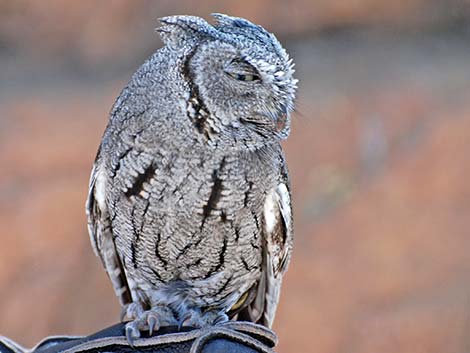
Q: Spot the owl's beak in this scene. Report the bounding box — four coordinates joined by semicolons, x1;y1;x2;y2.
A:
275;114;288;131
274;105;289;132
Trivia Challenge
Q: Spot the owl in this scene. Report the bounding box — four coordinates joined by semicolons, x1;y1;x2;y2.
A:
86;13;297;342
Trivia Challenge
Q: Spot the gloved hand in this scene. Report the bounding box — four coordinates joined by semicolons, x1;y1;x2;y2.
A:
0;321;277;353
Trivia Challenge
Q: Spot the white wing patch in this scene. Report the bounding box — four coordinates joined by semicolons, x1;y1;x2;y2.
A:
260;182;293;327
263;190;277;234
93;166;107;210
263;183;291;233
89;165;107;256
277;183;291;243
86;162;132;306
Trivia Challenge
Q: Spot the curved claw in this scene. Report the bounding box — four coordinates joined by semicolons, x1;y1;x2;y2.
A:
147;313;160;336
120;306;128;322
213;313;229;325
125;322;141;346
179;311;193;330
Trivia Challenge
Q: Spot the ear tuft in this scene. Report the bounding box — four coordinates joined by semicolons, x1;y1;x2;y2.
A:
211;13;261;31
211;13;235;27
157;15;217;49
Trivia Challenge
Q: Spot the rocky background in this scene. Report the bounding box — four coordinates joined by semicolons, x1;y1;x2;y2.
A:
1;1;470;352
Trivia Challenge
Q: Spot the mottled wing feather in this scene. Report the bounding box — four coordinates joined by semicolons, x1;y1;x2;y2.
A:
86;163;132;305
262;182;293;327
240;178;293;328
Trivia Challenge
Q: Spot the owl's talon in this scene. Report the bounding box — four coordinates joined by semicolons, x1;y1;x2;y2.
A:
179;311;193;329
120;305;128;322
123;304;178;340
122;302;145;321
176;308;229;328
125;323;141;346
213;313;229;325
147;313;160;336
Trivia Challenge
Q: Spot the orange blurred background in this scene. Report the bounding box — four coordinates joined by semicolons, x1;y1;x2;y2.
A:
1;1;470;352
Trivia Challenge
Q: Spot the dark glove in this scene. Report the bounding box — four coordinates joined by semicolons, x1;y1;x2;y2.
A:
1;321;277;353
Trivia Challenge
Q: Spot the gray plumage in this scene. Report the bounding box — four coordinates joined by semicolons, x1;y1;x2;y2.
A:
86;13;297;339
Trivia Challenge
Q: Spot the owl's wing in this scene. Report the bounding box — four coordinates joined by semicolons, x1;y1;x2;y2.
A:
239;173;293;328
260;181;293;327
86;162;132;306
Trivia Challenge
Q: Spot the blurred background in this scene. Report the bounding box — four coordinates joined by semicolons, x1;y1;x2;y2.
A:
1;1;470;352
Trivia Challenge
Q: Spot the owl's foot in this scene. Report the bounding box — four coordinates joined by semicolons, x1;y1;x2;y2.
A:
120;302;143;322
122;303;178;345
179;307;229;328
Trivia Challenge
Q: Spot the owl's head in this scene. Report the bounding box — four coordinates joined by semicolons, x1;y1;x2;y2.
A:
158;14;297;147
